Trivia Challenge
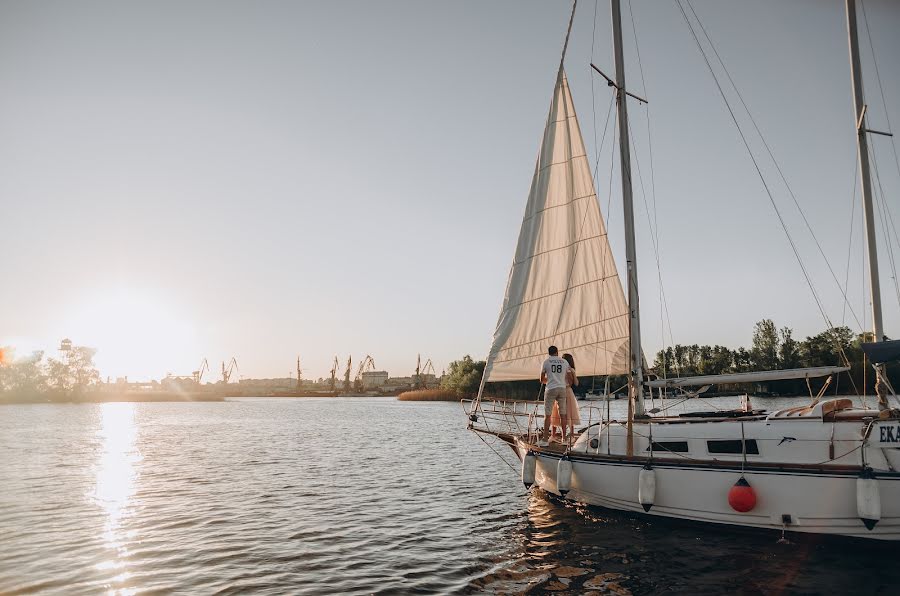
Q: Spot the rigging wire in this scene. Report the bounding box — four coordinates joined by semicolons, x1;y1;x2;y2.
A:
589;0;602;392
859;0;900;314
589;0;599;391
860;0;900;187
625;112;679;383
474;431;519;474
674;0;862;393
589;1;621;393
871;149;900;311
626;0;677;386
842;159;860;326
593;97;617;389
683;0;865;334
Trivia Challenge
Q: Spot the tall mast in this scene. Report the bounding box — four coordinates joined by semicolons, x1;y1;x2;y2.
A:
611;0;645;418
846;0;883;344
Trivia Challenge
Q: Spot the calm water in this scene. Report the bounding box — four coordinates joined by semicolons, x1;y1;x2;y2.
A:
1;396;898;595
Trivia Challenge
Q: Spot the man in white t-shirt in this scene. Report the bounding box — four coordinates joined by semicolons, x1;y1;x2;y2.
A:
540;345;573;443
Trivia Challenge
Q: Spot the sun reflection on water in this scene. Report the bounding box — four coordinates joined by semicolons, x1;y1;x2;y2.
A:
93;403;141;590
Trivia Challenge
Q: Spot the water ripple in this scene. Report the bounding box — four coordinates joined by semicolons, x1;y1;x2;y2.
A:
1;397;899;594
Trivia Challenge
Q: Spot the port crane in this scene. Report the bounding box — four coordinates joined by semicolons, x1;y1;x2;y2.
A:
164;358;209;387
221;357;238;384
414;354;436;389
354;355;376;392
342;355;352;393
421;359;435;388
193;358;209;384
296;356;302;388
329;356;339;392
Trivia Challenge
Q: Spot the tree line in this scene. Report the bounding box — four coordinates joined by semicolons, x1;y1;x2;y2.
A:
653;319;888;394
0;344;100;402
440;319;892;399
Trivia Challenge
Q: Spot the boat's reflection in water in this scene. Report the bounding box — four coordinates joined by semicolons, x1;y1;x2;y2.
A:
477;488;895;594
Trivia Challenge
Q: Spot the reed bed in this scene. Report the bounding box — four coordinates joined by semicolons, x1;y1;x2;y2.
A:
396;389;459;402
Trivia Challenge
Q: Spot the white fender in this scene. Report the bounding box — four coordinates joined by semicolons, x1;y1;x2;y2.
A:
522;451;536;489
857;468;881;530
638;465;656;512
557;455;573;496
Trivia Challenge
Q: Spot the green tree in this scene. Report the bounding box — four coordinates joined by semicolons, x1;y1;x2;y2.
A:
705;345;734;375
0;346;12;393
653;347;672;377
779;327;800;369
801;326;853;368
2;350;47;399
751;319;779;370
46;345;99;397
441;355;485;397
733;347;753;372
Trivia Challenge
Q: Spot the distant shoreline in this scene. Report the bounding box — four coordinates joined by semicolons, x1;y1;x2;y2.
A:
0;390;408;404
0;391;226;405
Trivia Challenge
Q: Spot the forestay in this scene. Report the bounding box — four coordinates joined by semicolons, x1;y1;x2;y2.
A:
482;67;630;383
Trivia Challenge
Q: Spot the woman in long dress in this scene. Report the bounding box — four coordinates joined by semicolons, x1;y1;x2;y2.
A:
561;353;581;438
548;353;581;441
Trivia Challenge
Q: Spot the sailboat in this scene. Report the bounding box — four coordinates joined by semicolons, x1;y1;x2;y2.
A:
466;0;900;540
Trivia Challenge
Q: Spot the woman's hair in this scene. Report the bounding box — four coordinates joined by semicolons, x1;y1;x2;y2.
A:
562;353;575;370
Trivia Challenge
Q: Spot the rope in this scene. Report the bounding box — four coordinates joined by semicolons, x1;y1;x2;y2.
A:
559;1;578;72
474;431;519;474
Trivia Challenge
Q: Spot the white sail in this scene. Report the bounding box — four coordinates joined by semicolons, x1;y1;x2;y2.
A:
483;68;630;383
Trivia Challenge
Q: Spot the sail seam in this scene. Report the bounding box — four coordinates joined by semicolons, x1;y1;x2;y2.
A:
536;152;590;174
495;314;629;352
549;115;580;125
483;35;632;383
504;273;623;308
513;232;610;265
549;70;597;356
493;334;629;364
519;192;595;224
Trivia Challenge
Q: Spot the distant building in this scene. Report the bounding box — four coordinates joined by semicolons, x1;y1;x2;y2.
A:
161;376;200;392
361;370;389;389
384;376;414;390
238;377;294;390
411;373;438;388
99;378;158;393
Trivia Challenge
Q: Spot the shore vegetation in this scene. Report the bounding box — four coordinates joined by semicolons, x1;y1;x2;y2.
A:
438;320;896;400
0;342;101;403
397;389;458;401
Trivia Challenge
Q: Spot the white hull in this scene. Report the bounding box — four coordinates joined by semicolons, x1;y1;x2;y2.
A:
521;444;900;540
477;398;900;541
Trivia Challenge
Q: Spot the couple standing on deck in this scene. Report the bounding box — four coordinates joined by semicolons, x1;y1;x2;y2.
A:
540;345;581;444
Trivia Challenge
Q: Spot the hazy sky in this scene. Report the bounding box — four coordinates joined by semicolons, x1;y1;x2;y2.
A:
2;1;899;381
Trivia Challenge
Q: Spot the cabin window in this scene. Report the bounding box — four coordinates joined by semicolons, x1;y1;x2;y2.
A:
707;439;759;455
647;441;689;453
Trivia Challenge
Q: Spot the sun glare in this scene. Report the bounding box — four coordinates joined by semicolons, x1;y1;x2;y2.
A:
63;288;198;380
93;402;140;592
